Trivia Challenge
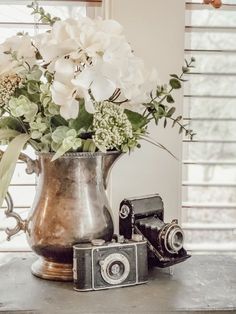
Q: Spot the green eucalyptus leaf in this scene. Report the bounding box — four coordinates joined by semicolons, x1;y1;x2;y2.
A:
182;66;190;73
179;126;183;134
169;78;181;89
166;107;176;117
170;74;179;79
51;126;69;144
124;109;147;130
26;67;42;81
166;95;175;104
27;81;40;95
164;118;167;128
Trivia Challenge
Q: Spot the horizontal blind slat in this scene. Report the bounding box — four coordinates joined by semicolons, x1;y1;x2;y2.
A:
183;160;236;165
183;203;236;209
183;182;236;187
182;223;236;230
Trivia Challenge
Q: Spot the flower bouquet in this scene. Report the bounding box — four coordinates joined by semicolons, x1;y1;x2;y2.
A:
0;2;195;206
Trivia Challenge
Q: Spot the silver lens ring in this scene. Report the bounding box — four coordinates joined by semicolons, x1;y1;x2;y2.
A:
100;253;130;285
164;224;184;254
167;227;184;252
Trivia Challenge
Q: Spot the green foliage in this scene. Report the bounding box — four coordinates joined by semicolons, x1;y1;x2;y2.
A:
142;58;196;141
27;1;60;26
82;139;96;153
69;101;93;132
166;94;174;103
51;126;82;160
124;109;148;130
0;117;24;132
169;78;181;89
9;95;38;122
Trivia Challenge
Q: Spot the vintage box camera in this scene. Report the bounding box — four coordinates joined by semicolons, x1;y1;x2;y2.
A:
119;194;190;268
73;237;148;291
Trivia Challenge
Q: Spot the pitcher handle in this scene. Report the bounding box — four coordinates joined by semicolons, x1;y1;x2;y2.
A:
0;149;39;240
0;149;40;175
4;192;28;241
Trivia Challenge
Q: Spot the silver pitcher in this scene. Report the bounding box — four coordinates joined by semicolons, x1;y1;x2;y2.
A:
4;151;121;281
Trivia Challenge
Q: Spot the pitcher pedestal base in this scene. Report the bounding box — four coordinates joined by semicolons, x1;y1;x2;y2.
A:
31;258;73;281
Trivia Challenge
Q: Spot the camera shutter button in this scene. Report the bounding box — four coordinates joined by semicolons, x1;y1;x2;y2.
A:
91;239;105;246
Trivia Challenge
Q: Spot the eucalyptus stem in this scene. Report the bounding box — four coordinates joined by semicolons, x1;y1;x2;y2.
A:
142;58;195;139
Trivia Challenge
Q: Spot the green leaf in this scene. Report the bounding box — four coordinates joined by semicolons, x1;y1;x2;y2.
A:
179;126;183;134
51;115;68;127
82;139;96;153
27;81;40;95
0;117;23;132
166;107;176;117
182;66;190;73
124;109;147;130
69;101;93;131
170;74;179;79
164;118;167;128
169;78;182;89
51;126;69;144
51;144;70;161
166;95;175;104
0;133;30;206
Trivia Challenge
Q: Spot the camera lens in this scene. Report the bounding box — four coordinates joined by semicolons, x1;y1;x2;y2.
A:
167;228;184;253
108;261;125;278
100;253;130;285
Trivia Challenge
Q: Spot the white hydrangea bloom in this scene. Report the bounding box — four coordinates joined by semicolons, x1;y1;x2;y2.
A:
34;16;157;120
0;35;36;76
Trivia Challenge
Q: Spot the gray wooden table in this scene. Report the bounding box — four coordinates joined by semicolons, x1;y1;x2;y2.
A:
0;253;235;314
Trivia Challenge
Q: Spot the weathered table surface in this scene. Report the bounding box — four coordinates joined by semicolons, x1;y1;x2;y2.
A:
0;253;235;314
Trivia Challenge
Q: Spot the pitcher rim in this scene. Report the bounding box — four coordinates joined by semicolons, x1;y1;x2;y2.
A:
35;151;122;159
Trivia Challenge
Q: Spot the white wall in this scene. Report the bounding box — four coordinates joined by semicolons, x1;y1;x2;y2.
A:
106;0;186;229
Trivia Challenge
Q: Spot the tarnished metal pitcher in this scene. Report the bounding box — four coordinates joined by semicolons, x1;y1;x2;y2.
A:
4;151;121;281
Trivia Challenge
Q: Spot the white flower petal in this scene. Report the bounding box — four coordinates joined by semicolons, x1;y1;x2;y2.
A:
54;58;75;84
60;98;79;120
97;19;123;35
91;77;116;101
72;68;94;89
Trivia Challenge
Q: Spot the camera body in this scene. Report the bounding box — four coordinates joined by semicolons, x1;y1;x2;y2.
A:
119;194;190;268
73;237;148;291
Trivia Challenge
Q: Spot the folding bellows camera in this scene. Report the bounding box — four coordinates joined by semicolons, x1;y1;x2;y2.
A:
119;194;190;268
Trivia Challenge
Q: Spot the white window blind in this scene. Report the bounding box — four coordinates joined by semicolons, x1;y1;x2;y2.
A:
0;1;102;252
183;0;236;253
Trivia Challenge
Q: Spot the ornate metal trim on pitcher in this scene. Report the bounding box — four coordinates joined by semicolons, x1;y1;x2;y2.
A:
3;151;121;281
